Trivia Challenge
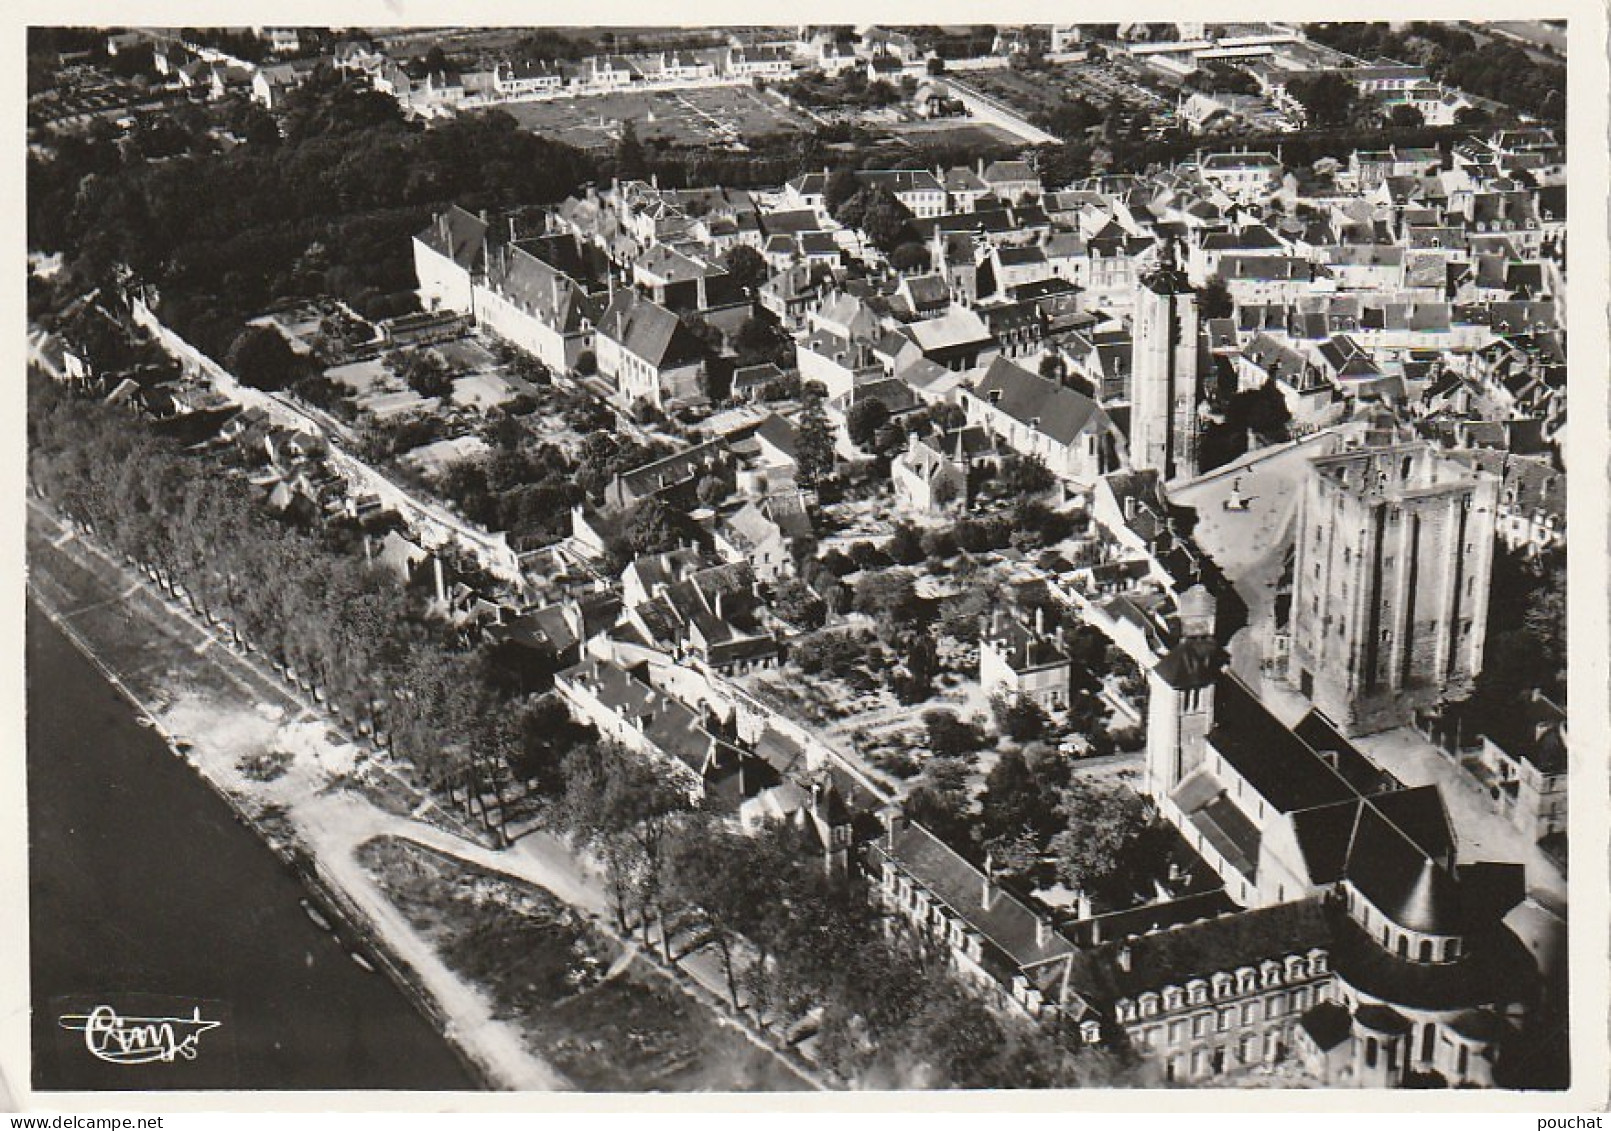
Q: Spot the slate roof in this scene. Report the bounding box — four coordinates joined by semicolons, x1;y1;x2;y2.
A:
1325;906;1534;1012
416;205;489;271
486;245;595;331
596;290;705;370
969;356;1107;446
873;820;1075;971
996;245;1047;268
903;274;950;308
982;160;1036;185
761;209;823;236
943;167;988;193
906;307;993;353
755;413;799;460
1064;899;1330;1006
1300;1000;1354;1051
1154;637;1225;691
856;168;943;195
636;242;715;283
1208;675;1360;813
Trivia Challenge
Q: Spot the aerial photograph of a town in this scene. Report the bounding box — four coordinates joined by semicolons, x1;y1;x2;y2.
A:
19;17;1580;1100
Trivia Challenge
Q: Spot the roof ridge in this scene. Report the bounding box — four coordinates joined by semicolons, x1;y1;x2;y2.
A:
1359;784;1454;869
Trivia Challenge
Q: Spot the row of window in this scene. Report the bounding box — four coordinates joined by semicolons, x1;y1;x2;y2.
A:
1345;884;1463;964
885;868;986;962
1129;982;1324;1043
1113;955;1327;1022
1156;1027;1296;1079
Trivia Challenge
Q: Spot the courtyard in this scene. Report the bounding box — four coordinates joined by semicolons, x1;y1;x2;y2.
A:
1171;433;1340;685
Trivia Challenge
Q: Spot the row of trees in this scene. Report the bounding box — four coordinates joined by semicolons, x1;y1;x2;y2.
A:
1459;543;1566;747
27;373;581;839
546;739;1148;1087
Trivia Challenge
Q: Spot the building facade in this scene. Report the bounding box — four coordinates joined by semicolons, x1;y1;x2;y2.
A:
1287;440;1499;735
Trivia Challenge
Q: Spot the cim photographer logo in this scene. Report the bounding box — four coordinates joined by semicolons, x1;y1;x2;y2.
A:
58;1002;222;1066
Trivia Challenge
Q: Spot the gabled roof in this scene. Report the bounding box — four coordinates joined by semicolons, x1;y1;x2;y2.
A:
1300;1000;1354;1051
856;168;943;195
755;412;798;460
1345;808;1464;934
416;205;489;271
905;306;993;353
982;159;1036;185
873;820;1074;972
1154;637;1225;691
969;356;1108;446
1208;675;1360;813
487;245;593;331
596;290;705;371
761;209;823;236
996;245;1047;268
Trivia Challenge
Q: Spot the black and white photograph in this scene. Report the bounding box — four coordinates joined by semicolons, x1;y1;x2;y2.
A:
10;10;1606;1109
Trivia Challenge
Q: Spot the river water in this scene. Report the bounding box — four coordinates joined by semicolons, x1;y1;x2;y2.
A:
26;603;478;1092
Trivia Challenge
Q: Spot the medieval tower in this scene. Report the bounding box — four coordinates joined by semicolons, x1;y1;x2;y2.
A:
1287;439;1500;735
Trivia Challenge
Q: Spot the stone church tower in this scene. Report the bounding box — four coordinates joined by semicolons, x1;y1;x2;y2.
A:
1130;241;1201;483
1144;585;1224;801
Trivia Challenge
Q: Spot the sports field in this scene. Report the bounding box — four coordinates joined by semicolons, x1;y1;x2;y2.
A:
885;118;1021;151
503;85;810;150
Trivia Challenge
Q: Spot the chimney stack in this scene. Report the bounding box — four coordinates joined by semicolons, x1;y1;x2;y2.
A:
1117;941;1133;972
1035;917;1050;948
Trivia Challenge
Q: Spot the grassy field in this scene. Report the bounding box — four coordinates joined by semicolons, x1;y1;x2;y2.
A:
885;119;1021;151
358;835;811;1091
503;85;810;150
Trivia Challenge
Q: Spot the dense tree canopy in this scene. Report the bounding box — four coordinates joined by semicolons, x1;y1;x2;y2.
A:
29;83;599;359
1285;72;1359;129
793;392;836;487
226;325;305;392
